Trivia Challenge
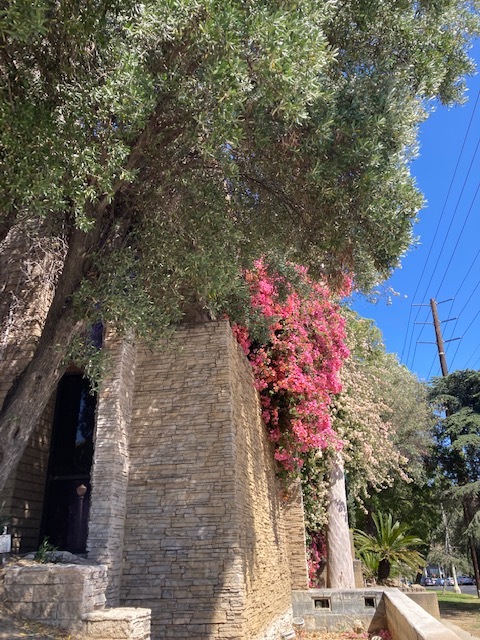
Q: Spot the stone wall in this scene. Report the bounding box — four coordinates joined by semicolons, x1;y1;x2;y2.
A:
2;393;56;552
1;319;308;640
88;330;137;605
3;563;152;640
119;321;302;640
281;481;309;590
3;563;107;630
83;607;151;640
226;325;303;635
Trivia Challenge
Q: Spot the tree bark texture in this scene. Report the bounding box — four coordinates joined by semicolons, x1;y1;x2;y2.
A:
377;559;391;583
463;501;480;598
326;452;356;588
0;223;102;491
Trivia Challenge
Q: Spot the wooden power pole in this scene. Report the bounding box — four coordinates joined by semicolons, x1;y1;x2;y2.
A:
430;298;449;376
429;298;479;595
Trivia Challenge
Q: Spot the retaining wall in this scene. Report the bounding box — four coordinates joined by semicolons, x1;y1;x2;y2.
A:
292;588;387;633
2;563;151;639
383;588;461;640
292;588;462;640
2;563;107;630
83;607;151;640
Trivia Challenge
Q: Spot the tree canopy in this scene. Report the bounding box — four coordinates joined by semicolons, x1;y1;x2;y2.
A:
0;0;479;488
335;312;432;503
428;370;480;589
429;370;480;488
2;0;479;288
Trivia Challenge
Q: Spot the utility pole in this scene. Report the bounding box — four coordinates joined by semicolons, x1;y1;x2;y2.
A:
428;299;462;594
415;299;479;593
430;298;449;376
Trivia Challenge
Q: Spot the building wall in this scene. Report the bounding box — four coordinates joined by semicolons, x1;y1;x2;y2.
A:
88;330;137;605
1;393;55;552
226;323;306;634
119;321;303;640
1;316;309;639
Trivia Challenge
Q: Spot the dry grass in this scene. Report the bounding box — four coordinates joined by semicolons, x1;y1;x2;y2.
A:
296;632;371;639
437;592;480;637
0;603;72;639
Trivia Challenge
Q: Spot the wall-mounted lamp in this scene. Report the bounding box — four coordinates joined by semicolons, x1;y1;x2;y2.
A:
76;484;87;498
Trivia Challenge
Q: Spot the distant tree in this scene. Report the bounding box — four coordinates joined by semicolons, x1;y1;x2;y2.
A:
0;0;478;490
428;370;480;593
335;312;432;504
344;313;436;542
353;479;439;550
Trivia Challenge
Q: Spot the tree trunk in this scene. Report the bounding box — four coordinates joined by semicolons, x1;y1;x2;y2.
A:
463;500;480;598
0;224;99;491
0;306;86;490
377;558;391;584
326;452;355;588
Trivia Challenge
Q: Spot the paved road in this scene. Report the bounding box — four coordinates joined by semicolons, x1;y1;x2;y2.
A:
426;585;479;596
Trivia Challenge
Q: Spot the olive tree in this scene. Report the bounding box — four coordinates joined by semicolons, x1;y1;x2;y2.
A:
0;0;478;489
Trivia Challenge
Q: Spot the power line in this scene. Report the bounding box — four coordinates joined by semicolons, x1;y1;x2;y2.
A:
444;278;480;360
472;353;480;370
426;353;439;380
450;307;480;370
405;154;480;368
401;90;480;366
408;305;431;370
464;341;480;369
452;246;480;300
417;136;480;308
444;297;457;352
433;180;480;299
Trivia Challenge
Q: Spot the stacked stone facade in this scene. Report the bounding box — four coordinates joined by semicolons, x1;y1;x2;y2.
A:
5;395;56;552
115;322;307;639
1;319;309;640
88;330;137;604
3;563;107;629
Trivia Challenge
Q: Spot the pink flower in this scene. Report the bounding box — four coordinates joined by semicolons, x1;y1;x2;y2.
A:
232;259;351;474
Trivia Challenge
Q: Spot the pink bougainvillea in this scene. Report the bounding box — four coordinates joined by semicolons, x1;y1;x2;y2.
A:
307;530;327;587
232;259;350;474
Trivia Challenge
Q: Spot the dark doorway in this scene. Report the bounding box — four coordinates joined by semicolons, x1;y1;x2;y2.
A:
41;373;96;553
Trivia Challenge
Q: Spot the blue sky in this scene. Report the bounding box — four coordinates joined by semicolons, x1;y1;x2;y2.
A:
353;41;480;383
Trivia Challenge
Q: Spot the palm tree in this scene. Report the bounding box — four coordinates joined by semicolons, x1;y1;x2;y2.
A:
354;512;425;583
